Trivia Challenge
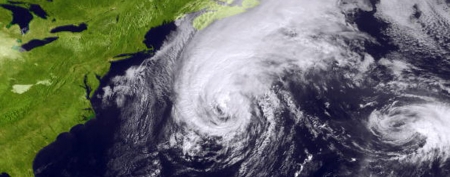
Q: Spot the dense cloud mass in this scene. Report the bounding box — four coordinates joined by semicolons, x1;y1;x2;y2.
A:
34;0;450;176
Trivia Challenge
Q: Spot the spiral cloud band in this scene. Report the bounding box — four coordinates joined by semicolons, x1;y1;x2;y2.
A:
54;0;450;176
167;0;374;175
368;101;450;163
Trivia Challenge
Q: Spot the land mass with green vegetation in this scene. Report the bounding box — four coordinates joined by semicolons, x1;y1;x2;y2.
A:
0;0;257;176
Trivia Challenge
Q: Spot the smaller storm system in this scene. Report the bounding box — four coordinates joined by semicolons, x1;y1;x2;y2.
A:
34;0;450;176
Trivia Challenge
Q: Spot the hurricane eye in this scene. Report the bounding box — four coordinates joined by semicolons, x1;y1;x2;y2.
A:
212;105;230;121
213;105;225;116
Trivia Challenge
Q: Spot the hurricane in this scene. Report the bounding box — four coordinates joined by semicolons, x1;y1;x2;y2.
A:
34;0;450;176
367;101;450;162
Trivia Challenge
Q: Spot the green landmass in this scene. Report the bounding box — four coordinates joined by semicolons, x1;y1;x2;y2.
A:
0;0;257;176
193;0;259;29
